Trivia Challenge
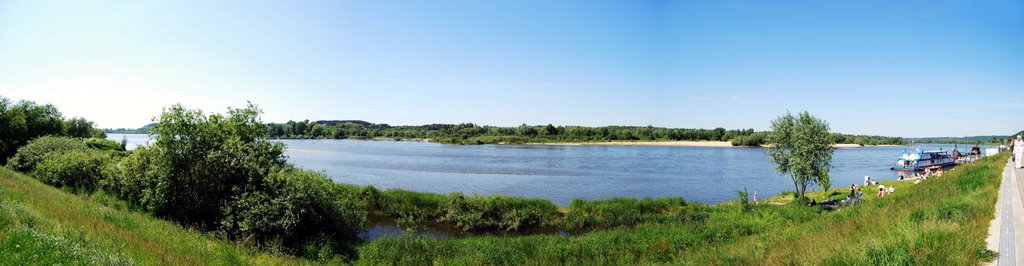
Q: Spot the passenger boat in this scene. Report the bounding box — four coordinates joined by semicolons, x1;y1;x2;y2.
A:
891;149;956;171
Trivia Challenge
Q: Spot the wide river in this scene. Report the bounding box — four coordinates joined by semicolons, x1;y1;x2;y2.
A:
107;134;983;205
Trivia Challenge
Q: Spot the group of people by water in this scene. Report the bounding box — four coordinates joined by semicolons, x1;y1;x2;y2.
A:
838;174;909;207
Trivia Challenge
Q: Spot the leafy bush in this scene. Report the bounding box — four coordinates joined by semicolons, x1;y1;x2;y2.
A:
736;188;752;212
220;168;365;257
565;197;688;228
98;103;366;259
100;145;167;209
32;150;110;191
142;103;287;228
730;132;767;147
7;136;88;172
442;192;559;231
376;189;449;219
65;117;97;139
82;138;124;152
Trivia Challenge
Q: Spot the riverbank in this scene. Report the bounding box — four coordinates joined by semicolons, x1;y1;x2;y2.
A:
360;153;1008;264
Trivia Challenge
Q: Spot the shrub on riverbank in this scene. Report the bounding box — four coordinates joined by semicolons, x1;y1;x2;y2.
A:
100;103;366;258
564;197;691;228
7;136;89;172
10;103;367;260
349;186;561;232
220;168;365;258
82;138;125;152
33;150;110;191
730;132;767;147
443;193;559;231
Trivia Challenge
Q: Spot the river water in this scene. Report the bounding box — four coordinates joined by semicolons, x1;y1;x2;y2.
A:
108;134;982;205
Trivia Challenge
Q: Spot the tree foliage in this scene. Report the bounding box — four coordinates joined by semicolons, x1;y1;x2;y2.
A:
266;120;761;144
0;97;67;164
139;103;288;228
99;103;365;257
220;168;364;256
33;149;111;191
262;119;905;146
766;112;835;199
6;136;89;172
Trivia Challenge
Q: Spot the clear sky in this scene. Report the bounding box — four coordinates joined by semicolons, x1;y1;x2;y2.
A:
1;0;1021;137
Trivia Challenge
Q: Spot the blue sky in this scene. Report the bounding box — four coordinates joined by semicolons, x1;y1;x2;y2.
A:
0;0;1021;137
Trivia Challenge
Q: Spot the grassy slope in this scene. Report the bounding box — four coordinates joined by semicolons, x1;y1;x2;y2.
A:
1;153;1007;265
359;153;1008;265
0;167;311;265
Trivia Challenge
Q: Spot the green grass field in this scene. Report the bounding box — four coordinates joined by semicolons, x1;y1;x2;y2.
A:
0;167;316;265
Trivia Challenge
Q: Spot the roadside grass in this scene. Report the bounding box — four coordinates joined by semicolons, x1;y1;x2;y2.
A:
359;153;1008;265
0;167;314;265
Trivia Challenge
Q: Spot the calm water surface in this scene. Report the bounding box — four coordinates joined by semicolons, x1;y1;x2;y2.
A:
109;134;980;205
278;139;978;205
106;133;153;150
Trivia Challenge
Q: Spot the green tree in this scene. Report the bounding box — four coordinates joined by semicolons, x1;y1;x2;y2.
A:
66;117;95;138
766;111;835;199
145;103;287;228
0;97;67;164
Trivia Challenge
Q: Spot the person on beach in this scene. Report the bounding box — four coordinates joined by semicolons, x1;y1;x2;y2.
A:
856;187;863;204
864;174;870;186
887;185;894;196
877;184;886;198
1015;135;1023;169
752;191;758;205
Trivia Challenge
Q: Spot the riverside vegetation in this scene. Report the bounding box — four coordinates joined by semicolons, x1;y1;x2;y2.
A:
263;120;908;146
1;96;1008;264
110;119;908;146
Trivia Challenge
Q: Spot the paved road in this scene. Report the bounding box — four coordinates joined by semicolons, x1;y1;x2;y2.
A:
992;161;1024;266
997;163;1016;265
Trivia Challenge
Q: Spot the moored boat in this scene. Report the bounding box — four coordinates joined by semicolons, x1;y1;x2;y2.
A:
891;149;956;171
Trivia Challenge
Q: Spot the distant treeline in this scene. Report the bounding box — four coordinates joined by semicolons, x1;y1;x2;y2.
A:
908;136;1008;145
261;120;908;146
103;123;157;134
